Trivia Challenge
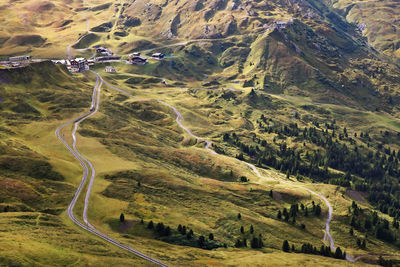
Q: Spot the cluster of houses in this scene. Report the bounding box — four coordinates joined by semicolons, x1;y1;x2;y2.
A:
52;54;121;73
128;52;165;65
52;58;91;73
2;47;166;73
53;46;121;73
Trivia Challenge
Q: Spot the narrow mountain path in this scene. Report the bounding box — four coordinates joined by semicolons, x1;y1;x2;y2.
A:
55;74;169;267
56;70;400;266
97;74;337;252
95;74;400;264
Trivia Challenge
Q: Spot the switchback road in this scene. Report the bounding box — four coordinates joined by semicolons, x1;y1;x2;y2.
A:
55;74;169;267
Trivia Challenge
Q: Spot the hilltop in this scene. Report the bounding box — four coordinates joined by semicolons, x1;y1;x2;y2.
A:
1;0;399;109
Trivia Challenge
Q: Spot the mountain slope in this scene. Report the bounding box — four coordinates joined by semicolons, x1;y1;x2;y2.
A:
1;0;400;266
322;0;400;59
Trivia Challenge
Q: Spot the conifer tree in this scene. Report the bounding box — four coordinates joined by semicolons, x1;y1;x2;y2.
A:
282;240;290;252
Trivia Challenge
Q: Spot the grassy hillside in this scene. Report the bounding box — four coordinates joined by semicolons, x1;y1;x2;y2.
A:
1;0;400;266
0;62;153;266
323;0;400;59
68;66;400;265
1;0;399;110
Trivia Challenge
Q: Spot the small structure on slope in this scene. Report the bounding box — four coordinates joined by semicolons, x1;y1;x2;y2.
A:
105;66;116;73
152;53;165;60
129;54;148;65
9;55;31;62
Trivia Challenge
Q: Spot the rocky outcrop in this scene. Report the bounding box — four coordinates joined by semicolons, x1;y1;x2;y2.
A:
204;0;228;21
197;25;222;39
124;17;141;27
224;17;238;36
193;0;205;11
162;12;181;39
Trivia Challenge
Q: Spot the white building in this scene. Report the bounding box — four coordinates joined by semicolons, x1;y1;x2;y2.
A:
105;66;116;73
68;58;87;73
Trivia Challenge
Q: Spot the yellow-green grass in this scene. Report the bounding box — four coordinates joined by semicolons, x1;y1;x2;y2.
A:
51;73;376;265
69;67;400;263
0;212;153;266
2;50;400;266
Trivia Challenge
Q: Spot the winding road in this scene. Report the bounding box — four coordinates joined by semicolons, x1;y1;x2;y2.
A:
56;66;400;266
96;75;337;250
55;73;169;267
57;11;395;262
244;162;337;249
5;0;387;264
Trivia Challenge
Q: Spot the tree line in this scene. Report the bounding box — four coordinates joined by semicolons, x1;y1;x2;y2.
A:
119;214;225;250
222;116;400;219
282;240;347;260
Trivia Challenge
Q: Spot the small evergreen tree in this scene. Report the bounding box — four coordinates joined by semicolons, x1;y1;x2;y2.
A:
198;236;205;248
235;239;242;248
378;256;384;266
238;213;241;220
164;226;171;236
251;237;260;248
282;240;290;252
156;222;165;233
187;230;194;239
250;225;254;234
277;210;282;220
147;220;154;229
240;226;244;234
315;204;322;216
209;233;214;240
334;247;343;259
258;235;263;248
120;213;125;223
